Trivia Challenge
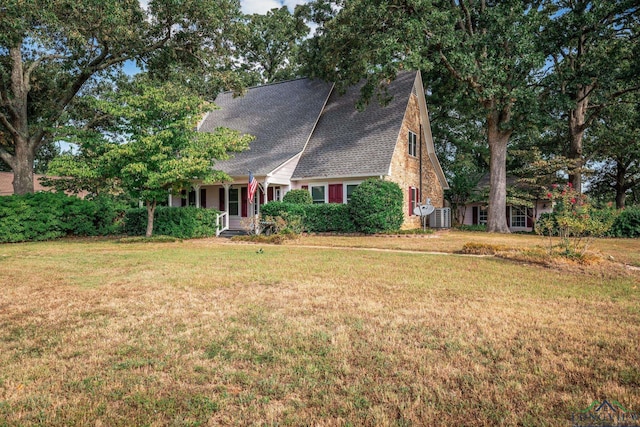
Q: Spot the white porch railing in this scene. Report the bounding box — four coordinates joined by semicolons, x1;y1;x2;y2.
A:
216;211;229;236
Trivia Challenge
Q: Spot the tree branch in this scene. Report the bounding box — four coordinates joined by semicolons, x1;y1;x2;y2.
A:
24;54;67;88
0;111;21;140
437;49;481;91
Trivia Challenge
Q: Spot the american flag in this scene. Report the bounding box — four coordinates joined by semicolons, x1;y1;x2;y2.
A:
248;171;258;203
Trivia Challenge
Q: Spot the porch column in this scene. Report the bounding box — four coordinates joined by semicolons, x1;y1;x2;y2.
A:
261;181;270;215
223;183;231;230
168;191;172;207
193;184;201;208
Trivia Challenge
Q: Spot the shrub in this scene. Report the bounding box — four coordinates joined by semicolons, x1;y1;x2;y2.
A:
282;189;312;204
123;207;221;238
304;204;357;233
261;202;307;233
536;184;615;255
261;201;357;233
0;192;125;243
609;205;640;238
349;179;403;234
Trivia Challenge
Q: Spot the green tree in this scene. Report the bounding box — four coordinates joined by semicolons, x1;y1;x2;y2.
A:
586;93;640;208
0;0;243;194
540;0;640;191
234;6;309;85
49;78;252;237
304;0;547;233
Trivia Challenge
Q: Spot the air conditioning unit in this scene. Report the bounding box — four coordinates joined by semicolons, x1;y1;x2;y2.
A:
430;208;451;228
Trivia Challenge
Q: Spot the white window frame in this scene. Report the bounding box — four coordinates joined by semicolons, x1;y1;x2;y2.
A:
228;187;240;217
410;186;419;215
273;186;281;201
343;181;361;204
511;206;527;228
479;206;488;225
408;130;418;157
310;183;327;204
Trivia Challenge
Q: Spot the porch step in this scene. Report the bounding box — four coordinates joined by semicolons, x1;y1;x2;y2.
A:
218;229;247;238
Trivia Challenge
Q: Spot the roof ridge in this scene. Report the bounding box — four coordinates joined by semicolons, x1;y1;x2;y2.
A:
216;76;321;97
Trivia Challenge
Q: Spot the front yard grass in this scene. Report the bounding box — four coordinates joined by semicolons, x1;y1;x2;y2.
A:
0;234;638;425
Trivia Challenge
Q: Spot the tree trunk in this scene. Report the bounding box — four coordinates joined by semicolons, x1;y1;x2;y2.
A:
6;44;38;194
11;140;36;195
567;84;592;192
615;160;627;209
487;112;512;233
146;200;157;238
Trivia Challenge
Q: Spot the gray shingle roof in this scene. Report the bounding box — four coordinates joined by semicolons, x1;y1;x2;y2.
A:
200;78;333;176
291;71;417;180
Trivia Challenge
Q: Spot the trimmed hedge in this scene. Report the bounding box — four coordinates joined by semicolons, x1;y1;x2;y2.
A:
0;192;124;243
282;189;312;204
260;202;307;221
349;179;404;234
123;206;221;238
609;206;640;238
305;203;357;233
261;202;357;233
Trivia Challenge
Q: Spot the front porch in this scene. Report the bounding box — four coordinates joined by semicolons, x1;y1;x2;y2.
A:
169;180;288;232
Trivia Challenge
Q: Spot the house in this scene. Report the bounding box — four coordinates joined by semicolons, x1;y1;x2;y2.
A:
460;174;553;232
169;71;449;231
0;172;55;195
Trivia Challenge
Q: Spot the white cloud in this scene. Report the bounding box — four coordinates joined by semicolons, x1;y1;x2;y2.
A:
241;0;282;15
241;0;311;15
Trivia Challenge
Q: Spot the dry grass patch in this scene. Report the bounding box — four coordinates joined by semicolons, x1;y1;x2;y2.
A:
0;238;638;425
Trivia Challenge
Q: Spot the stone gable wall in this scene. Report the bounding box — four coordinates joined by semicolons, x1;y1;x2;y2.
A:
388;91;445;229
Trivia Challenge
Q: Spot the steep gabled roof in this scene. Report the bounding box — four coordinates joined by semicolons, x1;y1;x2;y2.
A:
291;71;417;180
199;78;333;176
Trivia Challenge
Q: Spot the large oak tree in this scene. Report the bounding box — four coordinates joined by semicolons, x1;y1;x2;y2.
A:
0;0;242;194
540;0;640;191
304;0;547;232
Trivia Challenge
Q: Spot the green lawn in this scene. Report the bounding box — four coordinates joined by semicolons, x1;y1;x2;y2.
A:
0;234;638;426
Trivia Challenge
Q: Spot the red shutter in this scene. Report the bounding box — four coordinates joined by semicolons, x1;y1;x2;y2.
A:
328;184;343;203
506;206;511;227
472;206;478;225
181;190;187;207
200;188;207;208
219;188;225;211
527;208;534;228
408;187;414;216
241;187;248;217
267;187;274;202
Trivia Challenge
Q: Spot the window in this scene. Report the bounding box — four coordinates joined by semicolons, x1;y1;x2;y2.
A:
479;207;488;225
228;188;239;216
409;187;419;215
408;130;417;157
311;185;325;204
511;206;527;228
346;184;358;203
274;186;281;201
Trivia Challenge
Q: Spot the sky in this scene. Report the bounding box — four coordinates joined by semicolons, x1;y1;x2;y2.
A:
241;0;311;15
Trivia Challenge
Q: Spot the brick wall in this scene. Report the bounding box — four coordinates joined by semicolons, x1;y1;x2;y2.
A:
388;90;445;229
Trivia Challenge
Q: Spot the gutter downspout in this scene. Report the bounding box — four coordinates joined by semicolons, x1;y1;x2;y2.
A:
419;124;423;203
